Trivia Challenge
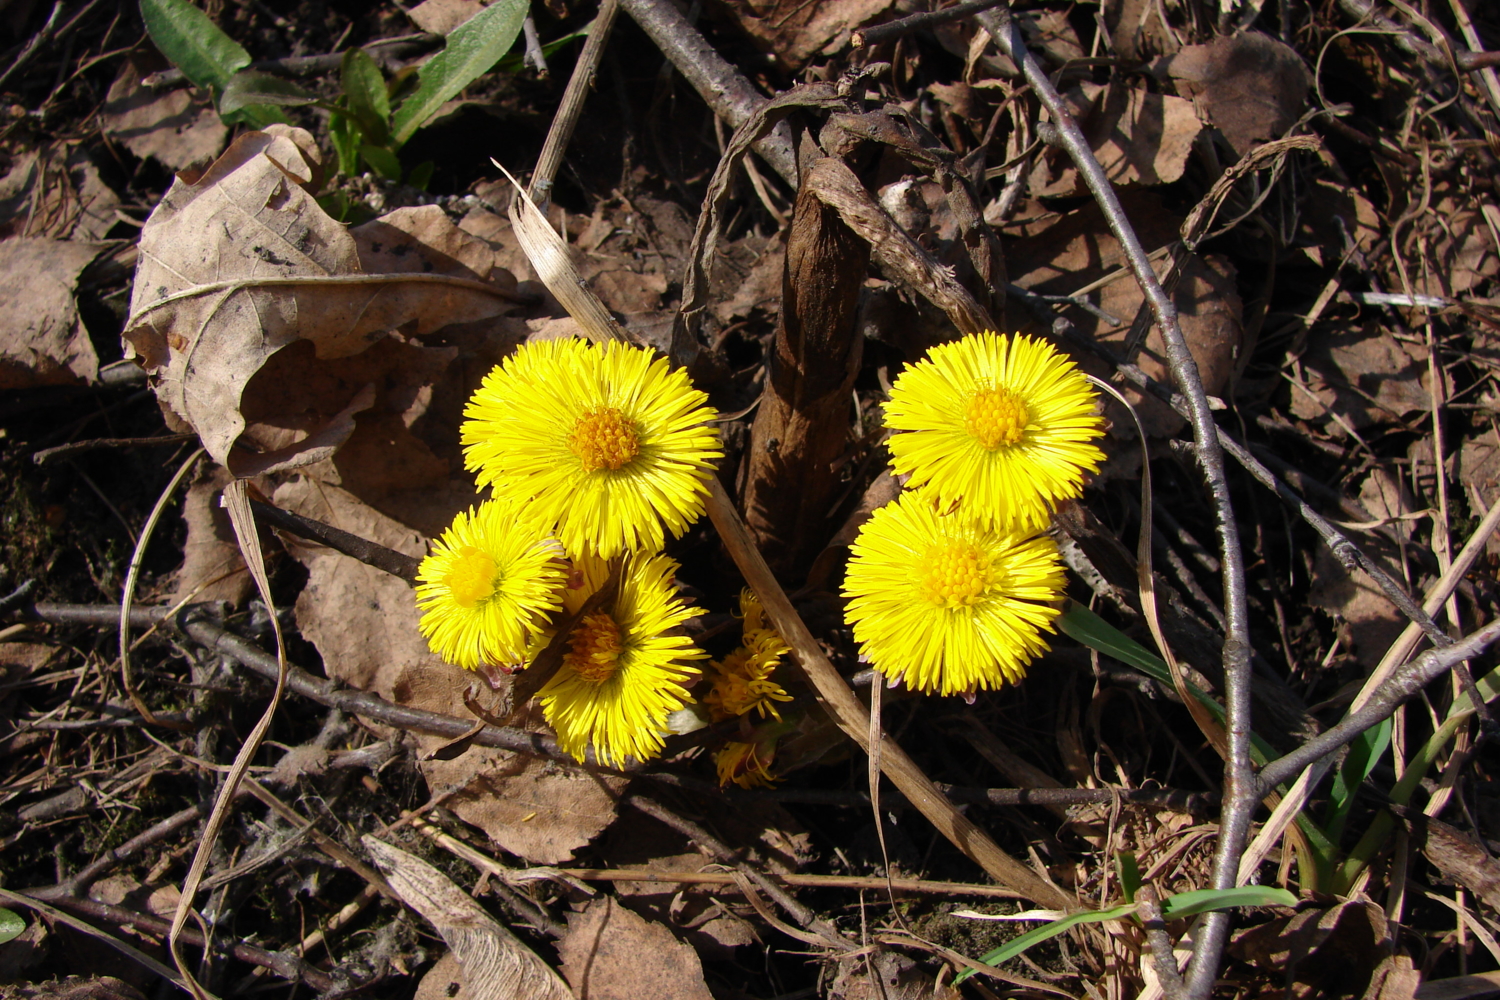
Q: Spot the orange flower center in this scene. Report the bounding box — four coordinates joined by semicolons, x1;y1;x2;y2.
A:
445;546;498;608
568;406;641;471
920;540;997;608
964;385;1029;450
566;611;624;683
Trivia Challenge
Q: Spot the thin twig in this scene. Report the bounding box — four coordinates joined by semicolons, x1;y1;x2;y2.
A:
530;0;619;203
250;499;421;585
852;0;1006;48
522;15;549;77
618;0;798;185
1137;886;1189;1000
33;432;198;465
974;7;1253;993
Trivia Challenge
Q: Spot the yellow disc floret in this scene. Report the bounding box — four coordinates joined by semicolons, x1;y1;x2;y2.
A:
568;406;641;472
919;540;999;608
567;612;625;682
963;385;1029;450
444;546;500;608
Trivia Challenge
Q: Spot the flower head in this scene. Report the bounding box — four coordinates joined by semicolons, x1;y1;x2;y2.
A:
884;332;1105;532
416;499;567;670
536;551;706;766
704;590;792;721
715;738;779;789
842;492;1065;696
461;338;723;559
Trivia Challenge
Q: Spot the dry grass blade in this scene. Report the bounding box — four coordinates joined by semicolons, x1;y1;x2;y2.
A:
364;837;576;1000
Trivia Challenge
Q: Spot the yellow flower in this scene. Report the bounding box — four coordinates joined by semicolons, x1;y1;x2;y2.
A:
884;332;1105;532
461;338;723;559
536;551;705;766
415;499;567;670
715;738;778;789
842;492;1065;696
704;590;792;721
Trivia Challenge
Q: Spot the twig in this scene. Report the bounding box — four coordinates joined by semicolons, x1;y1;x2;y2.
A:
0;579;36;615
852;0;1006;48
618;0;798;186
250;499;421;585
0;1;62;92
557;867;1031;897
31;803;206;900
141;33;438;88
5;890;337;990
1254;617;1500;796
530;0;620;203
33;432;198;465
522;15;549;77
973;7;1253;994
1137;886;1189;1000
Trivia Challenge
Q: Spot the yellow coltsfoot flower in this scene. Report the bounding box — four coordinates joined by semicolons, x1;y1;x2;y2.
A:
461;338;723;559
883;331;1105;532
714;737;779;789
704;590;792;721
536;550;705;767
415;499;568;671
842;491;1066;696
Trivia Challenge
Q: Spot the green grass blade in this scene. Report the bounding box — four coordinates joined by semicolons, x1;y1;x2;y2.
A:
1159;885;1296;918
342;49;392;146
0;908;24;945
390;0;528;146
956;904;1139;983
139;0;249;93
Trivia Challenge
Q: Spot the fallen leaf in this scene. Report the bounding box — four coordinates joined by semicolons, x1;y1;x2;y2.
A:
1158;32;1311;156
558;896;714;1000
1005;192;1242;437
0;145;121;241
1307;467;1409;667
0;238;103;389
100;56;228;172
1230;900;1391;1000
1288;324;1430;429
169;464;250;607
721;0;894;70
0;978;148;1000
124;125;518;471
831;951;957;1000
407;0;486;36
414;952;474;1000
1417;972;1500;1000
365;837;576;1000
1104;0;1180;61
1030;80;1201;196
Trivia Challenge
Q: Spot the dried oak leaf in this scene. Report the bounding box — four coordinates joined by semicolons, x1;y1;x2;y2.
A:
1030;80;1201;196
124;125;517;473
275;477;623;864
0;146;122;242
1230;900;1391;1000
722;0;894;70
1156;32;1311;156
1288;323;1430;429
365;838;575;1000
100;56;227;172
558;896;714;1000
1307;467;1409;667
0;238;103;389
1006;192;1241;438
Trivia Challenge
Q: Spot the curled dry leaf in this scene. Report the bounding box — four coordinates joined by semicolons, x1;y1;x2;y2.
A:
124;125;519;473
723;0;894;70
363;837;576;1000
1155;32;1311;156
0;238;103;389
1030;81;1201;196
558;896;714;1000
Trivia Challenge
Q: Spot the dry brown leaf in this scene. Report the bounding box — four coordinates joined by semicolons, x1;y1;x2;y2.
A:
1030;81;1201;196
100;57;227;172
830;951;958;1000
0;978;149;1000
1416;971;1500;1000
1230;900;1391;1000
1006;193;1241;437
1104;0;1180;61
169;464;250;607
0;912;49;980
1411;200;1498;299
414;953;474;1000
364;838;575;1000
558;896;714;1000
1158;32;1311;156
275;477;623;863
1307;468;1409;667
1288;325;1430;428
124;125;518;471
963;9;1086;78
407;0;485;36
0;146;121;241
0;238;103;389
723;0;894;70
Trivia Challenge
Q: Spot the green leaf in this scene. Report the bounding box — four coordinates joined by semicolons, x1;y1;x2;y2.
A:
1117;852;1142;904
406;160;436;191
359;144;403;181
139;0;250;93
957;904;1139;983
341;49;392;146
0;908;24;945
329;112;361;178
219;70;322;114
390;0;528;146
1159;885;1296;918
1325;717;1390;845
